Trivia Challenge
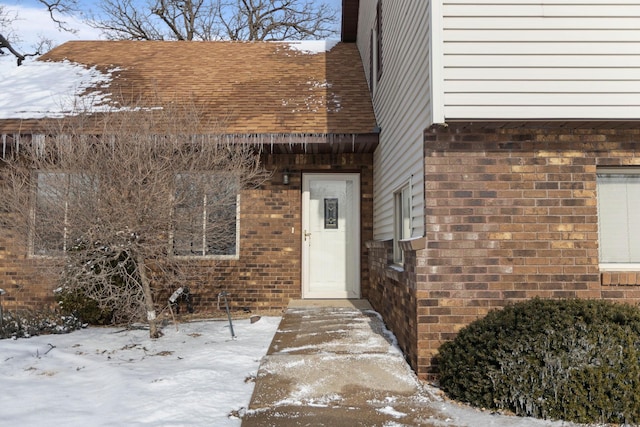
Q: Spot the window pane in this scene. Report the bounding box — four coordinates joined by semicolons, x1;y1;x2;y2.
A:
629;180;640;261
393;185;411;264
174;174;204;255
597;172;640;263
205;192;237;256
174;173;238;257
34;172;67;255
33;172;96;256
402;186;411;240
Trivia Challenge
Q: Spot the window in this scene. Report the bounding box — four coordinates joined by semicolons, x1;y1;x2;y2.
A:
376;0;383;80
393;184;412;264
369;29;374;92
33;172;96;256
369;0;383;94
597;169;640;268
173;173;239;258
32;171;239;259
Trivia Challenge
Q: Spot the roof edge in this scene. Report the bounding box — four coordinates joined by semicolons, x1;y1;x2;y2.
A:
341;0;359;42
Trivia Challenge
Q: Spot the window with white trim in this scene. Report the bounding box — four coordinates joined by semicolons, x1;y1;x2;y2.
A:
33;172;96;256
597;168;640;269
369;0;382;94
375;0;383;80
32;172;239;259
393;184;411;264
173;173;239;258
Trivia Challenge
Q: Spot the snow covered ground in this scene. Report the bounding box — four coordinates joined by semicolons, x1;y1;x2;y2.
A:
0;317;280;426
0;314;593;427
0;51;599;427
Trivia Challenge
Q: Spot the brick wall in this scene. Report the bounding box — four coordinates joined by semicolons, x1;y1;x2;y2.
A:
366;240;418;368
421;123;640;378
0;228;60;311
0;151;374;316
368;123;640;380
180;151;374;313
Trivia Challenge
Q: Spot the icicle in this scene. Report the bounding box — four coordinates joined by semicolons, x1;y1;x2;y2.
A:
352;133;356;151
15;134;19;154
33;134;45;158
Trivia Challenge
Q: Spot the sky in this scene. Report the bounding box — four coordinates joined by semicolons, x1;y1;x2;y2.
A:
0;0;343;54
0;0;103;52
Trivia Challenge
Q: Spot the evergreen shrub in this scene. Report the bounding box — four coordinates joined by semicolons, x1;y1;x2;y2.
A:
437;298;640;424
0;308;83;339
55;287;113;325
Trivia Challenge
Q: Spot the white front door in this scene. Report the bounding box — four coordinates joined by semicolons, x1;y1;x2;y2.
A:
302;173;360;299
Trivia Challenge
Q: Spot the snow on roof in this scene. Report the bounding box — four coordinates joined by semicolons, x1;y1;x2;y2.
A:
0;39;340;121
283;39;339;54
0;55;116;119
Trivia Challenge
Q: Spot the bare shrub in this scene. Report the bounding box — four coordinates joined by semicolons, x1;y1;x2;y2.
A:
0;101;269;337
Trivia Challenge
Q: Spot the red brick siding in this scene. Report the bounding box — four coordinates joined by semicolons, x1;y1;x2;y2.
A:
0;230;60;311
368;124;640;380
366;240;418;369
421;124;640;379
0;151;374;316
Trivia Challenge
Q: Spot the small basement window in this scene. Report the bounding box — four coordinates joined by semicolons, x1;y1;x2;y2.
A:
393;184;411;264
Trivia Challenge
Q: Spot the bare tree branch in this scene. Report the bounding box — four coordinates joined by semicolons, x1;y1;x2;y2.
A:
0;99;269;337
88;0;337;41
0;5;13;29
0;33;25;65
219;0;338;41
89;0;163;40
37;0;80;33
0;33;56;65
0;1;77;64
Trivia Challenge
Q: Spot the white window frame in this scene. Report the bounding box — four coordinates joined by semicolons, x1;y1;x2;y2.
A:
172;173;240;260
393;184;412;264
597;168;640;271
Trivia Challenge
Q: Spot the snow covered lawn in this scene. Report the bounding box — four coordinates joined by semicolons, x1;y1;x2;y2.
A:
0;317;280;426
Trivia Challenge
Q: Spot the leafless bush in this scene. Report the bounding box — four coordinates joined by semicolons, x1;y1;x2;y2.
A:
0;101;269;337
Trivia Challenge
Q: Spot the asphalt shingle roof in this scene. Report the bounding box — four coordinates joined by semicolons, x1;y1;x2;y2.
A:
30;40;377;136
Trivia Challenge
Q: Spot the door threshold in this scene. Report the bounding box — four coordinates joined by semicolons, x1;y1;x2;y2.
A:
289;299;372;310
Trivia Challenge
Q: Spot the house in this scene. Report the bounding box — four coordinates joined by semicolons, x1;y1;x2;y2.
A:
347;0;640;379
0;40;377;314
5;0;640;382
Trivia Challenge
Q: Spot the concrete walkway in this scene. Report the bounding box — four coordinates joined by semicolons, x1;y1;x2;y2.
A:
242;300;448;426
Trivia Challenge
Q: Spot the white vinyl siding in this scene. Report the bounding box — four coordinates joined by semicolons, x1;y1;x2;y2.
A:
442;0;640;120
597;169;640;269
357;0;430;240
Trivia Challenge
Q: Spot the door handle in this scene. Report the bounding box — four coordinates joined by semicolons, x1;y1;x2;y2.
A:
304;230;312;241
